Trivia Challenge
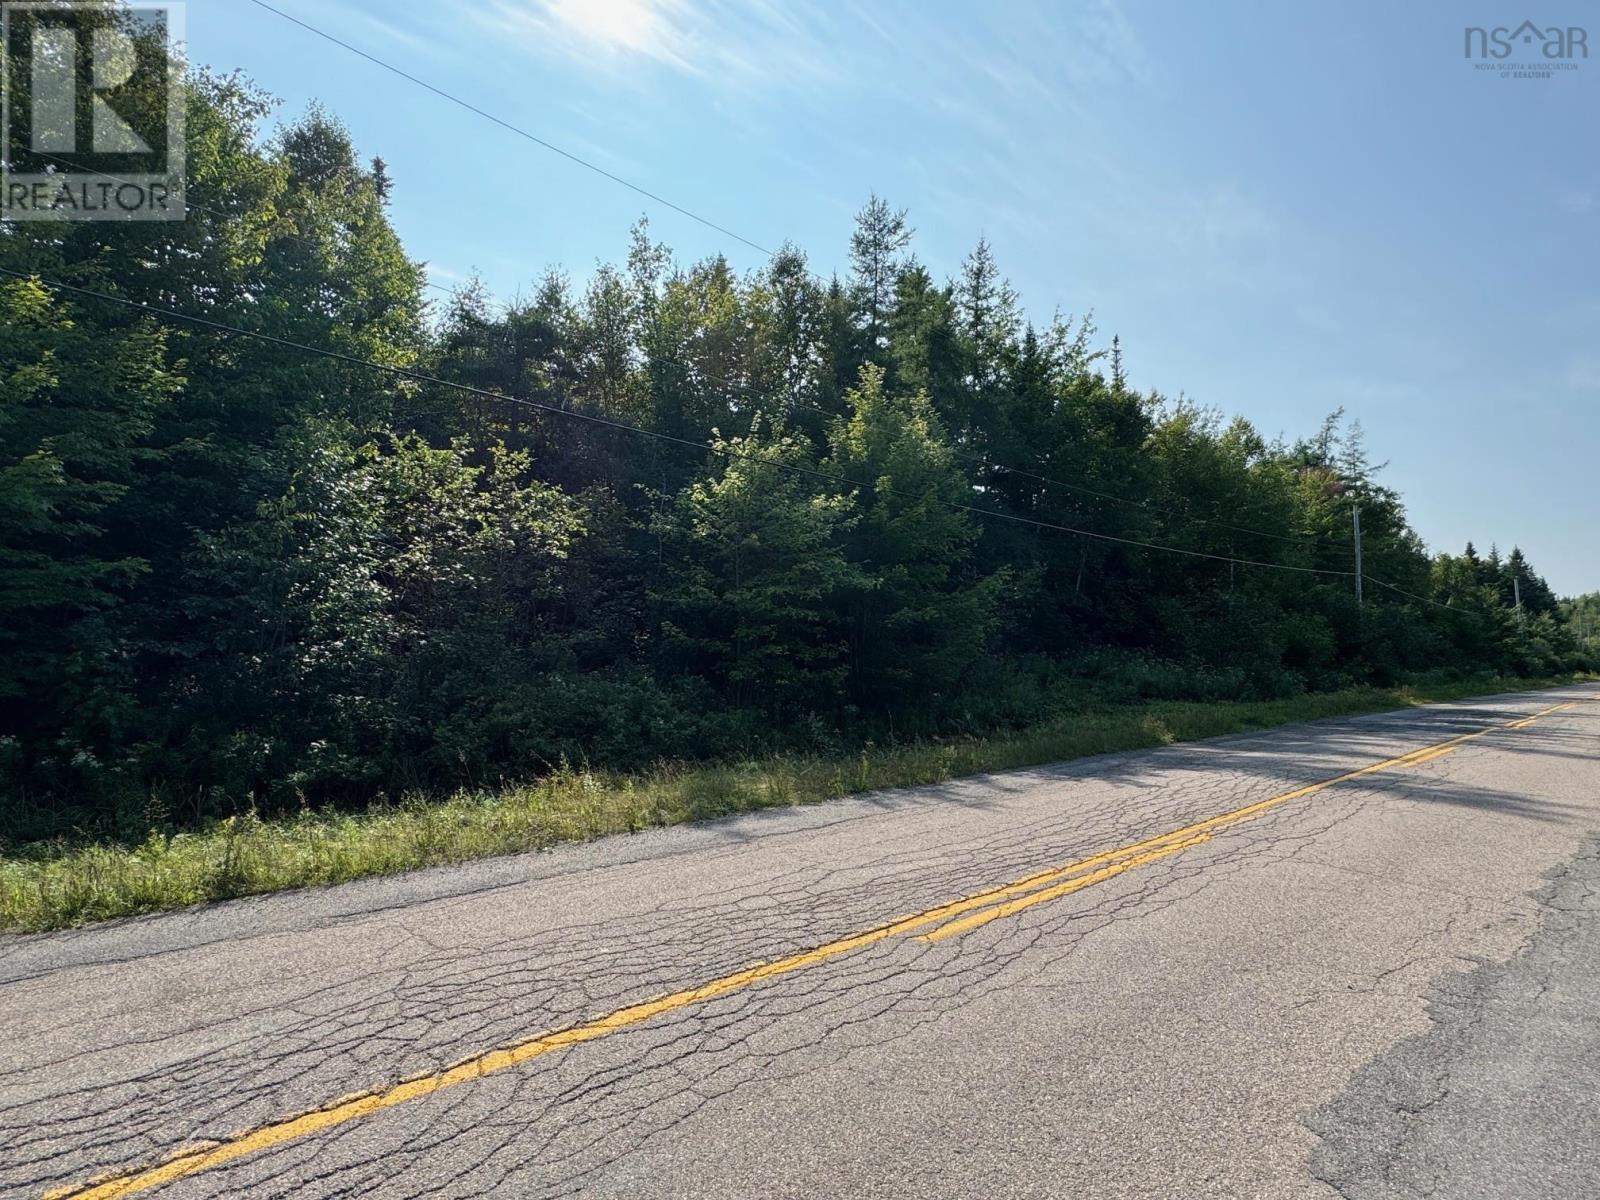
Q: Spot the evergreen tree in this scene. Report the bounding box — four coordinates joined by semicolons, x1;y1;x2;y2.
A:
0;278;179;807
848;196;913;358
957;237;1020;393
0;43;1586;847
826;366;1004;712
886;266;963;417
748;245;827;428
652;417;862;718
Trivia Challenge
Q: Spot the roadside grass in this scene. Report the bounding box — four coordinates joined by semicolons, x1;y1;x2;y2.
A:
1;675;1589;933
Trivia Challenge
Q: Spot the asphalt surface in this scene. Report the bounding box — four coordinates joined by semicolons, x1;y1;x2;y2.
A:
2;684;1597;1199
1307;832;1600;1200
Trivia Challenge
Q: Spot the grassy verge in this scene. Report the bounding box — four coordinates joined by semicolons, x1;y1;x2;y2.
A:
1;675;1589;933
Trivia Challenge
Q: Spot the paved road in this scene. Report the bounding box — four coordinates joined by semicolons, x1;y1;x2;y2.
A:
2;685;1597;1200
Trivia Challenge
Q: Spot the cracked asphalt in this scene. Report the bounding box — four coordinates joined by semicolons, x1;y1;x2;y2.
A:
1307;833;1600;1200
1;684;1596;1199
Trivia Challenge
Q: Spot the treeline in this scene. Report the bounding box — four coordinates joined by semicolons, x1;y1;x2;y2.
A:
1564;593;1600;658
1;73;1591;840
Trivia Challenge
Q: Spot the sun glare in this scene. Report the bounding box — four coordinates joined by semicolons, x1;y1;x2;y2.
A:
546;0;673;57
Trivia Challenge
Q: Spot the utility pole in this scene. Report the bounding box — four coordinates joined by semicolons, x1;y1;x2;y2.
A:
1352;505;1363;606
1513;572;1524;626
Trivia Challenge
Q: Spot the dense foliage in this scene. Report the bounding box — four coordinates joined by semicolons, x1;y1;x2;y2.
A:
1;73;1591;841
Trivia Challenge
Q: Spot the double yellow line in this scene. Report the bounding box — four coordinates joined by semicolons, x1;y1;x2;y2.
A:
916;701;1574;941
46;701;1577;1199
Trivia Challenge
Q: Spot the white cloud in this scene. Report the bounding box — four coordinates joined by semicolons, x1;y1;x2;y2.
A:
495;0;695;71
469;0;839;94
317;0;449;57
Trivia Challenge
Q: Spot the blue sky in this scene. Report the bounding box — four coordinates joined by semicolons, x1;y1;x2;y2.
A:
197;1;1597;593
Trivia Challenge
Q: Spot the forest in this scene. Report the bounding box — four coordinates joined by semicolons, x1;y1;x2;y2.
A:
2;70;1595;845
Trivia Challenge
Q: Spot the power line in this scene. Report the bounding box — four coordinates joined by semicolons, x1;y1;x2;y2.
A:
21;149;1311;547
16;147;1304;550
244;0;1323;552
31;135;1311;549
1;265;1359;582
14;3;1356;561
40;118;1253;544
243;0;774;259
1364;574;1473;615
956;455;1317;546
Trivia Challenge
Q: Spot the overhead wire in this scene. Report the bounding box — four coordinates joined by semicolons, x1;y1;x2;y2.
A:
12;8;1470;606
243;0;1325;552
0;265;1363;582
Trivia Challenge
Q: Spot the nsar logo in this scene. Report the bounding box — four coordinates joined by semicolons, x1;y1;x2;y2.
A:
1465;20;1586;58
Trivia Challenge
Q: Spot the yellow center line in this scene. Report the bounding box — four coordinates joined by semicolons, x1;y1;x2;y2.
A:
919;833;1214;943
43;700;1576;1200
914;702;1578;941
1400;745;1458;767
